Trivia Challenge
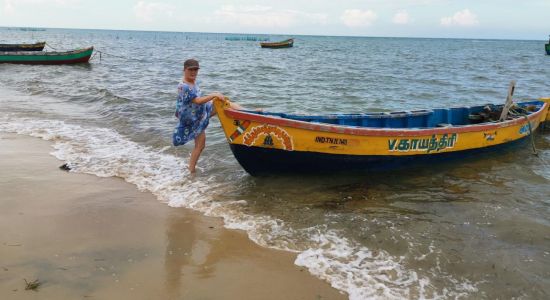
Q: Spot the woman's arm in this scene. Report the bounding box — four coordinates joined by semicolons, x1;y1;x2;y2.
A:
192;92;224;105
191;92;251;111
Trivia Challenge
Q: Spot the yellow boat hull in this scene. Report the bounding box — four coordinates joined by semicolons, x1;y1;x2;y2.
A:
213;99;549;175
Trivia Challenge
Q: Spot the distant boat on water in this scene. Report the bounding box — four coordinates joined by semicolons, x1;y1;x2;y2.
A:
546;35;550;55
0;46;94;65
16;27;46;32
0;42;45;52
260;38;294;49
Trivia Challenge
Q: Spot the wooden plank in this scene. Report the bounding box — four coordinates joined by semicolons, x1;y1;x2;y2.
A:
499;80;516;121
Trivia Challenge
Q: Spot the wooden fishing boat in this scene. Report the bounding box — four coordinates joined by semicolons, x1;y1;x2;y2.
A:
214;88;550;175
545;43;550;55
260;38;294;49
0;42;45;52
0;46;94;64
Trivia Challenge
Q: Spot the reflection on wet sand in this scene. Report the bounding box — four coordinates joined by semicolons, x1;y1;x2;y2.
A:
0;134;346;300
165;214;194;298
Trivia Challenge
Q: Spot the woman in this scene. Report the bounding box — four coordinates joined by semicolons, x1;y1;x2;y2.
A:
173;59;242;173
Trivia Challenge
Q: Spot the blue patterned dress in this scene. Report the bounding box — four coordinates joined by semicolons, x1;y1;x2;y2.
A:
172;81;213;146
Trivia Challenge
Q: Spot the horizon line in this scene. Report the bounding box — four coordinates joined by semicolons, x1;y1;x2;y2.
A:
0;25;546;42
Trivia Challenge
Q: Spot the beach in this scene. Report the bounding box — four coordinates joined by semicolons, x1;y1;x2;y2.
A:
0;132;345;299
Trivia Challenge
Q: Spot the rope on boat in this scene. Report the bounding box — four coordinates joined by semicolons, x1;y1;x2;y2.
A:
507;106;550;175
44;44;119;63
509;107;538;156
44;43;137;62
523;115;538;156
509;111;550;179
501;81;540;157
90;50;100;62
44;43;58;51
93;50;124;59
93;50;129;60
88;50;138;63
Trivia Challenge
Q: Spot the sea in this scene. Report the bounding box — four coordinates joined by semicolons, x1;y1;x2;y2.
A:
1;28;550;299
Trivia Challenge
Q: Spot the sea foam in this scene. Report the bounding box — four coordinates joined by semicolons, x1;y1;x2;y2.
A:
0;116;477;299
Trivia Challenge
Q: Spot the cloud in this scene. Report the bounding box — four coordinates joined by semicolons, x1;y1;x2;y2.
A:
392;10;410;24
3;0;15;15
53;0;79;4
133;1;174;23
341;9;377;28
440;9;479;27
213;5;327;28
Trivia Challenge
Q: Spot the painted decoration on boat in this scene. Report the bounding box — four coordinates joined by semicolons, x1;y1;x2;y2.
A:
229;120;251;142
519;124;530;135
388;133;458;153
243;124;294;150
483;131;497;141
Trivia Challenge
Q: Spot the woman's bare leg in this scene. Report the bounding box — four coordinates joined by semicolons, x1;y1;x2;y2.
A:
229;102;244;110
228;102;262;112
188;131;206;173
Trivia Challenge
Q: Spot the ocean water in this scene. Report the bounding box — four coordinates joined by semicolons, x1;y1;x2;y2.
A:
1;28;550;299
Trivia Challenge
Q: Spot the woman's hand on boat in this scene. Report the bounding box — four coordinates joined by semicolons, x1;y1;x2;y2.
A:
211;92;225;101
192;93;225;105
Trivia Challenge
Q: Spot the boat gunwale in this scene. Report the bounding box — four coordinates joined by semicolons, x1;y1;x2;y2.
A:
0;46;94;56
0;41;46;48
222;101;548;137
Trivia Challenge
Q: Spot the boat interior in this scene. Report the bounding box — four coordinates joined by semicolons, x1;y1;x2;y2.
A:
245;101;543;129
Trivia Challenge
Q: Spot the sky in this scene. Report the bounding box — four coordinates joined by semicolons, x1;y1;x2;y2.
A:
0;0;549;40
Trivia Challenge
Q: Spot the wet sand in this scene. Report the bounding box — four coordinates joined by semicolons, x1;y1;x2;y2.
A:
0;133;346;300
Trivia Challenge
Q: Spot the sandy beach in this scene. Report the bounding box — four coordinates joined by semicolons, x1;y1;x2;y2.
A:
0;133;345;300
